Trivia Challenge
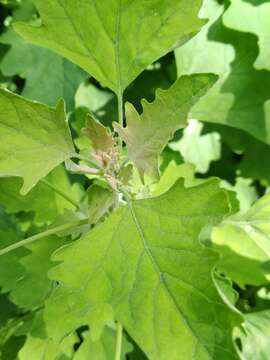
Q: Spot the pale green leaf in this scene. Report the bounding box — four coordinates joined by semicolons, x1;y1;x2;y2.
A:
45;180;240;359
175;0;270;144
0;89;75;194
213;272;239;310
223;0;270;71
212;192;270;287
169;119;221;174
14;0;205;93
221;178;257;214
175;0;234;76
236;310;270;360
151;161;203;197
74;326;133;360
75;83;114;112
114;74;217;178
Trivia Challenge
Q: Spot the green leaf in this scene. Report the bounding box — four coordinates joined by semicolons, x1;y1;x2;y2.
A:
151;162;203;197
0;206;68;310
75;83;116;127
74;326;133;360
0;208;27;294
175;0;233;76
237;310;270;360
47;184;116;240
87;184;116;225
239;140;270;185
75;83;114;113
0;30;87;110
212;191;270;287
0;310;32;360
204;123;270;186
169;119;221;174
0;0;17;4
14;0;205;94
45;180;240;359
0;166;81;224
0;89;75;194
18;312;75;360
114;74;217;178
9;235;67;310
1;336;25;360
175;0;270;144
223;0;270;71
1;0;34;22
221;177;257;214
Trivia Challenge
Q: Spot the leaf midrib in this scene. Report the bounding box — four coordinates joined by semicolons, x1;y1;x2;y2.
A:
115;0;122;96
56;0;113;88
127;199;213;359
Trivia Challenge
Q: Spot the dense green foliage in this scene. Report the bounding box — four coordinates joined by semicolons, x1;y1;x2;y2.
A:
0;0;270;359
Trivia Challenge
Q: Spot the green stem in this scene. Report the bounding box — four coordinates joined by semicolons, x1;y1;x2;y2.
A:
117;91;124;148
118;91;124;128
115;323;123;360
0;220;88;256
72;154;104;172
41;179;79;209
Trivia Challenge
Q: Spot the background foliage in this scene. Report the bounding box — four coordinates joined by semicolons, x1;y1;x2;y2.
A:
0;0;270;359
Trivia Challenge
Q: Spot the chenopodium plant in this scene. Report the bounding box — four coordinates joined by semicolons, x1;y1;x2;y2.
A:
0;0;259;359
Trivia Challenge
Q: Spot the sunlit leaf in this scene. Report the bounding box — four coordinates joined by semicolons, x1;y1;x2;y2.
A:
115;74;217;178
15;0;205;94
45;180;240;359
0;90;75;194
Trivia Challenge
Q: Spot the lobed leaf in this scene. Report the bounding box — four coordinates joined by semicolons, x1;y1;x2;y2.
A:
18;312;76;360
169;119;221;174
14;0;205;94
114;74;217;178
83;115;116;153
175;0;270;144
73;326;133;360
0;90;75;194
9;235;68;310
45;179;240;359
238;310;270;360
212;191;270;287
0;30;87;111
223;0;270;71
